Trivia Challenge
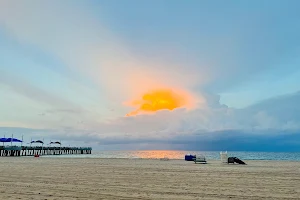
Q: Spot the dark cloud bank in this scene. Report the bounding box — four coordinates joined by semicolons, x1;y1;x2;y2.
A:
1;127;299;152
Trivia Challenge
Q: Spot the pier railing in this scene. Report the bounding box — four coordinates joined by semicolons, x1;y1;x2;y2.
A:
0;146;92;156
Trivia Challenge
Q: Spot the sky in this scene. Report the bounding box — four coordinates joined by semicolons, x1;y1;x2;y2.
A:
1;0;300;151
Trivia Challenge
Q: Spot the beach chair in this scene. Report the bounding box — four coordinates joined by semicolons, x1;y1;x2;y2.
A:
194;155;207;164
220;151;228;163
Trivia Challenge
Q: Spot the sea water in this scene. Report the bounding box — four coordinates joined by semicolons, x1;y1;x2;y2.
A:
43;150;300;161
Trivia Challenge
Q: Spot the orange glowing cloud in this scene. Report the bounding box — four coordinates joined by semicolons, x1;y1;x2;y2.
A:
125;88;197;116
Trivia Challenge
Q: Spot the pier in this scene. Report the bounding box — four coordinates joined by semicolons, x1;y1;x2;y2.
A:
0;146;92;157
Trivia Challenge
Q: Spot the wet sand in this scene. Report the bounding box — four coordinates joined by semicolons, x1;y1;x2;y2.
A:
0;158;299;199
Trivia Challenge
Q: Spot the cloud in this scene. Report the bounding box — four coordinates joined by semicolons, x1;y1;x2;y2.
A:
73;91;300;151
240;91;300;130
2;91;299;151
2;127;300;152
94;129;300;152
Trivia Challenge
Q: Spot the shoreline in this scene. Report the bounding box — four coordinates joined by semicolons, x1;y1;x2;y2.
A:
3;156;300;162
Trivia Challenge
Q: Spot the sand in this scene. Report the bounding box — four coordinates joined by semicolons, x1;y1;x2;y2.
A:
0;158;299;200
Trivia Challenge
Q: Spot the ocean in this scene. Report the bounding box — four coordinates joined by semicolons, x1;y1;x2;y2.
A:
43;150;300;161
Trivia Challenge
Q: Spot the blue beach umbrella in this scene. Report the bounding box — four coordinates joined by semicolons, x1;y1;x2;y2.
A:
0;138;9;142
0;138;22;142
1;137;23;147
7;138;23;142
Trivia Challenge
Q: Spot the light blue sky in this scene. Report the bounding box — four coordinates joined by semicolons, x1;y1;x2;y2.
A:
0;0;300;150
91;0;300;107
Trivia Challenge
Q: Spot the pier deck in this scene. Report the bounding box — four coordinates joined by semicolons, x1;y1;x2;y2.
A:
0;146;92;156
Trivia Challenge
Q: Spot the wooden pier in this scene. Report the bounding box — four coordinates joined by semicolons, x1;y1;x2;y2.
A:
0;146;92;157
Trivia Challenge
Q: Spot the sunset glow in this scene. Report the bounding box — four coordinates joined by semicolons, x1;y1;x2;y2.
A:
125;88;194;116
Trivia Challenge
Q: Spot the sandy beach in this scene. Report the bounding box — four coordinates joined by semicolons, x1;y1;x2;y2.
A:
0;158;299;200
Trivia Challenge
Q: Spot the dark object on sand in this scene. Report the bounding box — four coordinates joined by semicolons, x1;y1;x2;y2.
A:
228;157;246;165
185;154;196;161
228;157;235;164
233;157;246;164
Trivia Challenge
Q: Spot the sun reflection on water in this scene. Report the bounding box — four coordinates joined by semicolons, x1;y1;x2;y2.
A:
130;150;184;159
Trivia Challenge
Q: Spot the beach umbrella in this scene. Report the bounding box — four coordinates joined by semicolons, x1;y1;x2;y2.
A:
31;140;44;144
6;138;23;142
49;141;61;145
12;138;23;142
0;138;22;142
0;137;8;146
1;136;22;147
0;138;9;143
